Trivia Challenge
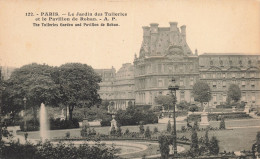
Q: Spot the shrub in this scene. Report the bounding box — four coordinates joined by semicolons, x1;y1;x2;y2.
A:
49;118;79;130
81;125;96;137
190;129;199;157
219;118;226;130
139;123;145;134
158;135;171;159
20;119;39;131
65;131;70;138
193;120;199;131
0;140;117;159
100;116;112;126
189;105;199;112
153;127;159;133
209;136;220;155
181;126;186;132
116;126;122;137
144;126;151;138
115;105;158;126
124;128;130;135
110;125;116;136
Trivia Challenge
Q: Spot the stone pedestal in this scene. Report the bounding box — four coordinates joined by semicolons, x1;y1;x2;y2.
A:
110;115;117;131
200;112;209;126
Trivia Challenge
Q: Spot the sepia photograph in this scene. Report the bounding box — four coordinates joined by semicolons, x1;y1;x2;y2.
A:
0;0;260;158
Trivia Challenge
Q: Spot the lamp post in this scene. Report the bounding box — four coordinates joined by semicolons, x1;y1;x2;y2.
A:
23;97;27;132
168;77;179;156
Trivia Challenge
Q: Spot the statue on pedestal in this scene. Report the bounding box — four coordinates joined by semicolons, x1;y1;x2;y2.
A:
110;114;117;131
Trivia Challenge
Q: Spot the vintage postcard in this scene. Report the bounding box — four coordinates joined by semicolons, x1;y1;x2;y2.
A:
0;0;260;159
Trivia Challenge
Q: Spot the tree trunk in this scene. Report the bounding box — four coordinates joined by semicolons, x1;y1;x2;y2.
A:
69;106;74;121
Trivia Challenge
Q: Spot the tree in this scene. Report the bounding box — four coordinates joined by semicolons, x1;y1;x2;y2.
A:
190;129;199;156
2;63;60;126
154;95;176;114
177;101;190;111
209;136;219;155
158;135;170;159
227;84;241;103
52;63;102;120
199;129;210;155
192;81;212;107
166;120;171;133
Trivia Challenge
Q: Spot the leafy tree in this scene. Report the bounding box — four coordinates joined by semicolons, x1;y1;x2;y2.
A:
2;63;60;126
139;123;145;134
0;68;3;141
176;101;190;111
154;95;176;112
158;135;170;159
227;84;241;103
209;136;219;155
219;117;226;130
190;129;199;156
189;105;199;112
145;126;151;138
115;105;157;126
166;120;171;133
192;81;212;107
52;63;102;120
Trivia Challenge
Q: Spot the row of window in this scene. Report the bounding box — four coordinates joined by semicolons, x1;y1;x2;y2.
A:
201;72;258;79
136;63;196;75
209;59;256;66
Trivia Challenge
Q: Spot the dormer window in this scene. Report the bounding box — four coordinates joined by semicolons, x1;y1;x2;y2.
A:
248;60;252;65
239;60;242;65
210;61;213;65
220;60;223;66
229;60;233;66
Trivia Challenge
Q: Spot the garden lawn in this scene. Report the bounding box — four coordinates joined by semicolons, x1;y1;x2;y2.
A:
18;118;260;153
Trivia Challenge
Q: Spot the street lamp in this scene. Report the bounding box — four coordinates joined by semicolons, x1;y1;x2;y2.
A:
168;77;179;156
23;97;27;132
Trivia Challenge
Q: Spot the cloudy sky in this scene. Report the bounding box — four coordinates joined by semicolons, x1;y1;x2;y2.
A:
0;0;259;70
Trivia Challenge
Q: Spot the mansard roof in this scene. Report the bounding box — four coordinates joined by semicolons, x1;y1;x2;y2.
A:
200;53;260;56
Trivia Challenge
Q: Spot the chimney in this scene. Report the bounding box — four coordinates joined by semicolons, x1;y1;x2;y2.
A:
169;22;178;32
181;25;186;39
142;26;150;37
150;23;159;34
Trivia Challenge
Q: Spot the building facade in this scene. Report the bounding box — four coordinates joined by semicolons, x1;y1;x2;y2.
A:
96;22;260;110
95;63;135;110
199;53;260;107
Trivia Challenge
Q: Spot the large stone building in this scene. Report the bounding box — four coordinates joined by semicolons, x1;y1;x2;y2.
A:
95;63;135;110
96;22;260;110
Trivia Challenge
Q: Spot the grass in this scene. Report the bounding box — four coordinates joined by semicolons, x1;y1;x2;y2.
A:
18;118;260;153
